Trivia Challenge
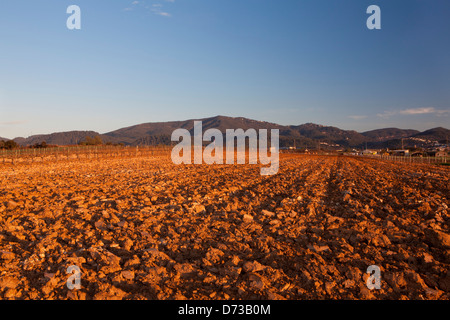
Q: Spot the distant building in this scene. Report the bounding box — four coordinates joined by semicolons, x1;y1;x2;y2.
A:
391;149;409;156
362;149;377;155
436;151;448;157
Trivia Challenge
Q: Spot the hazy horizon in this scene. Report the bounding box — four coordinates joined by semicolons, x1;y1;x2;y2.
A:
1;0;449;139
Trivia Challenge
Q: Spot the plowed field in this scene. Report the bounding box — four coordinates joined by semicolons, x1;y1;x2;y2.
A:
0;154;449;299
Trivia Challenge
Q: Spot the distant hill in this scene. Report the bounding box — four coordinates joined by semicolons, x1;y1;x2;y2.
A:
102;117;450;149
289;123;367;147
7;116;449;149
13;131;101;146
361;128;420;142
410;127;450;142
103;115;285;145
103;116;368;148
364;127;450;149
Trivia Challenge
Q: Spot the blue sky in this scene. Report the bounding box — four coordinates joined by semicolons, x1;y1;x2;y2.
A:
0;0;449;139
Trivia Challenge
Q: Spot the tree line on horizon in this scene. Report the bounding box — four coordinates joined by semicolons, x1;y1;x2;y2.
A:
1;139;54;150
0;139;19;150
0;135;125;150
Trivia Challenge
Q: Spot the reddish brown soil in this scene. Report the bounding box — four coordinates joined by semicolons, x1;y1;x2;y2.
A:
0;155;449;300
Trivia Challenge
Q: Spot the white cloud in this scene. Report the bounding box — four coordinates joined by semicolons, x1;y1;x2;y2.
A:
377;107;449;119
125;0;173;16
399;107;448;115
377;110;397;119
156;11;172;17
125;1;173;17
124;1;139;11
151;3;172;18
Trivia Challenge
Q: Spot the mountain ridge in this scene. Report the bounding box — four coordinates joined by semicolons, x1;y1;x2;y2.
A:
4;115;449;149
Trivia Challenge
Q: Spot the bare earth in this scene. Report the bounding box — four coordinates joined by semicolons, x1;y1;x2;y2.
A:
0;154;449;300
